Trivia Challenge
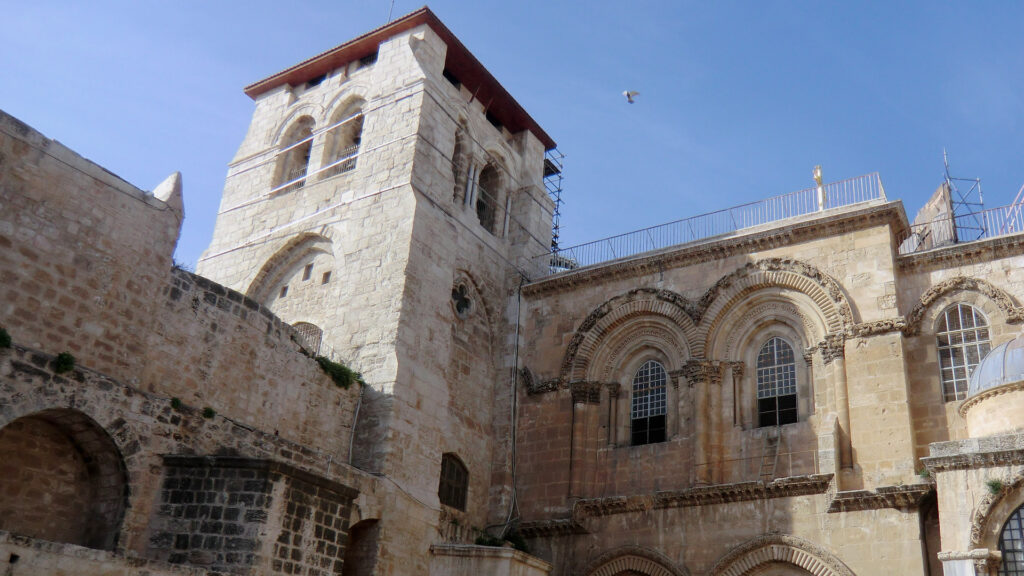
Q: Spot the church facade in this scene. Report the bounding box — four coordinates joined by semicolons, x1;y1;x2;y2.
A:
3;7;1024;576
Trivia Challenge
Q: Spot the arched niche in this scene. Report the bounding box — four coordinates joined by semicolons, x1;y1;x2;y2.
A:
708;534;855;576
0;408;128;550
582;546;688;576
247;232;336;307
320;95;366;179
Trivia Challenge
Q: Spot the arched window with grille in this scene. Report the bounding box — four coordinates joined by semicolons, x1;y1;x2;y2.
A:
438;453;468;511
999;503;1024;575
475;164;500;234
631;360;667;446
274;116;315;192
937;303;991;402
324;102;364;178
292;322;323;356
757;337;798;427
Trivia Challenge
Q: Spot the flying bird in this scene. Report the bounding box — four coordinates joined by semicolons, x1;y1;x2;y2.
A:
623;90;639;104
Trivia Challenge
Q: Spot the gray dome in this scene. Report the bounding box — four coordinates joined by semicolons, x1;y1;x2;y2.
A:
968;335;1024;397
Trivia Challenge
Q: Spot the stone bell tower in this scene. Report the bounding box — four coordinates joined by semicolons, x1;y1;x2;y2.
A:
196;7;557;562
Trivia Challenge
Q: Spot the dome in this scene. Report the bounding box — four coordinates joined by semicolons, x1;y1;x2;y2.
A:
968;334;1024;397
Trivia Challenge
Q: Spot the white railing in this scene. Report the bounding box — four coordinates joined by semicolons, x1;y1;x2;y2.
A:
532;173;886;277
898;203;1024;255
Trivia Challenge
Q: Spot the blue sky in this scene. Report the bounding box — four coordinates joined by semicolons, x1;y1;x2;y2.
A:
3;1;1023;266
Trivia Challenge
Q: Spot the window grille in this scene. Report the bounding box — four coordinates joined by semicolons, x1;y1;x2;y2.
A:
631;360;667;446
293;322;323;356
757;337;798;427
1000;504;1024;575
438;454;468;511
937;303;991;401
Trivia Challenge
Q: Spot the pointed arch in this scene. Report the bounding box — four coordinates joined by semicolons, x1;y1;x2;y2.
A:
559;288;697;383
247;232;335;303
708;534;855;576
581;546;688;576
905;276;1024;336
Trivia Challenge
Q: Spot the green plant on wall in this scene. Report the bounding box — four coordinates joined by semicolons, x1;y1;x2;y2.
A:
54;352;75;374
202;407;216;419
987;478;1005;495
0;326;11;348
316;356;365;389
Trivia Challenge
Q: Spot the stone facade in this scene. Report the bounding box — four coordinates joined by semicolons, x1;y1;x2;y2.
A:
4;6;1024;576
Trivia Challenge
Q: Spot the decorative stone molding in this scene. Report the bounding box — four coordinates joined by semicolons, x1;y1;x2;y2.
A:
695;258;853;328
571;381;603;404
846;317;907;338
904;276;1024;336
898;231;1024;273
558;287;697;383
959;380;1024;418
517;518;588;539
924;448;1024;473
967;466;1024;549
817;332;846;364
721;300;821;360
518;366;534;392
724;361;745;380
681;359;723;386
937;549;1002;575
825;483;933;513
578;546;688;576
606;382;621;398
708;534;856;576
572;474;832;519
524;203;905;299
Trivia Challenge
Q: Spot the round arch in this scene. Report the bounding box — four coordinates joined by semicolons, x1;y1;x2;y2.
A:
696;259;851;358
560;288;697;383
272;105;324;145
970;467;1024;550
708;535;855;576
581;546;688;576
0;408;128;551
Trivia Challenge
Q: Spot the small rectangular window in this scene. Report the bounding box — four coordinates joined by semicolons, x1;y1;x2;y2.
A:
306;74;326;87
442;68;461;87
321;271;332;284
279;285;289;298
359;51;378;67
302;263;313;281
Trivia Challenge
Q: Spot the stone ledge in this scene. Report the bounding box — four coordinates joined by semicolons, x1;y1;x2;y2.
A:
825;483;933;513
161;455;358;501
898;232;1024;272
0;531;209;575
429;543;552;571
517;518;588;538
572;474;833;518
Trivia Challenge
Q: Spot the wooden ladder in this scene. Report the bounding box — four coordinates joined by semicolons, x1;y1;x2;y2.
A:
758;431;781;482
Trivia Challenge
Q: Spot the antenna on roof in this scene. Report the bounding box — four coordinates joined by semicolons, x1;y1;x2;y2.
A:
387;0;396;22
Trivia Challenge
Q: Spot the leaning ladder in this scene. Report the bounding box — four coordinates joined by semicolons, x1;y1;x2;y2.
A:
758;430;781;482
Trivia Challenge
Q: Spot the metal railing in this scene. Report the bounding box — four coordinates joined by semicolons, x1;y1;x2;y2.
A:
532;173;886;277
898;203;1024;255
322;144;360;179
692;448;821;484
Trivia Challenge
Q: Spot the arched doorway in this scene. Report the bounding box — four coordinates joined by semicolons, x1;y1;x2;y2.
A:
0;409;128;550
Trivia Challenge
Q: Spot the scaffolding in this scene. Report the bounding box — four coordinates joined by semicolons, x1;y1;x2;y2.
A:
543;149;565;252
943;149;985;243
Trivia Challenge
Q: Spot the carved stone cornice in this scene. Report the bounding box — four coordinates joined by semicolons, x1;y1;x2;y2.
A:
958;380;1024;418
898;231;1024;273
525;375;560;396
825;483;933;513
817;332;846;364
937;549;1001;574
571;381;602;404
517;518;588;538
572;474;832;519
724;361;745;380
846;317;907;338
606;382;621;398
923;448;1024;473
681;359;723;386
523;202;906;297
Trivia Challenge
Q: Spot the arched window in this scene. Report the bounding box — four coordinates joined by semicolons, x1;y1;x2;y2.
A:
293;322;323;356
438;453;468;511
937;303;991;402
631;360;667;446
757;337;798;427
275;116;315;192
999;503;1024;574
325;103;364;178
476;165;500;234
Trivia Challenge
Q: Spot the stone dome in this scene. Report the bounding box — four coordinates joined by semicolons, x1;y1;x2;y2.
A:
968;335;1024;398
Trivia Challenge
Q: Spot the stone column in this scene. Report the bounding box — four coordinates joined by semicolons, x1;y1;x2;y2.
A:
684;360;722;485
821;333;852;474
568;381;601;500
606;383;620;448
